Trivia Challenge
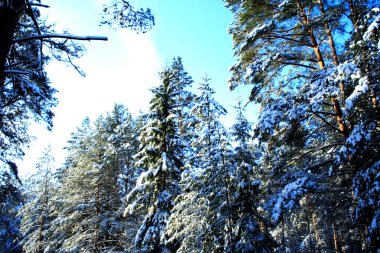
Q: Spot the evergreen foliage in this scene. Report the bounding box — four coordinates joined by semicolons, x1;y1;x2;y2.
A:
18;146;55;253
225;0;380;251
126;61;190;252
1;1;379;252
0;172;22;253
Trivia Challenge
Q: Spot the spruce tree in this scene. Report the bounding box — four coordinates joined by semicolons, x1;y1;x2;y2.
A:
46;113;129;252
18;146;55;253
0;172;22;253
125;67;186;252
227;101;277;252
165;77;231;252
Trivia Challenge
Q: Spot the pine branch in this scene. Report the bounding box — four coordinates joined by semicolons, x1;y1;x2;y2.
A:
277;61;318;69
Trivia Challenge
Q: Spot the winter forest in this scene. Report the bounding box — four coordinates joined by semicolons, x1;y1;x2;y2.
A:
1;0;379;252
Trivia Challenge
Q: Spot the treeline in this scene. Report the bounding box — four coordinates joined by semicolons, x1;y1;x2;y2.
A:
14;57;274;252
1;0;379;252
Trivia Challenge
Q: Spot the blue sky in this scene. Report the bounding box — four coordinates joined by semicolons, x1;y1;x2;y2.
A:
18;0;258;177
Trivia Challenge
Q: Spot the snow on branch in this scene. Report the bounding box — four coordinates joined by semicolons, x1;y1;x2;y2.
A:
13;34;108;43
363;9;380;42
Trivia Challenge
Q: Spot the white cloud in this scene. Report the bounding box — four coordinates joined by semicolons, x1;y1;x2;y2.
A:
17;25;162;177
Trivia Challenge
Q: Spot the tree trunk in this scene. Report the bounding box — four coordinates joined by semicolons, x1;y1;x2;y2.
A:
296;0;351;139
295;0;326;69
0;0;25;85
37;206;45;253
331;98;350;138
282;218;286;251
331;216;342;253
307;195;322;253
317;0;347;102
346;0;359;28
222;154;233;248
371;94;380;118
317;0;339;66
95;184;100;253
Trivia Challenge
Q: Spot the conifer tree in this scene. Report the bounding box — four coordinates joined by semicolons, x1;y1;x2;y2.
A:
227;101;277;252
0;172;22;253
125;67;186;252
46;113;129;252
18;146;55;253
165;77;231;252
0;1;154;221
225;0;380;251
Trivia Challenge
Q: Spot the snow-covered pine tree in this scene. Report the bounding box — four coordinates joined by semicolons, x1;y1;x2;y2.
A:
18;146;56;253
46;114;128;252
170;57;194;130
102;104;140;197
339;7;380;249
225;0;379;251
97;104;141;250
0;4;154;250
125;66;186;252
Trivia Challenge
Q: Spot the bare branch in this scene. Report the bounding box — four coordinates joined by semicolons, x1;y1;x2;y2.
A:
4;70;30;75
26;1;42;35
312;111;342;133
305;159;334;172
13;34;108;43
29;3;50;8
276;60;318;69
311;110;337;117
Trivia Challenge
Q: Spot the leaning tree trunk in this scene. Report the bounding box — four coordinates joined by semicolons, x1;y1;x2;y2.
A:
0;0;25;84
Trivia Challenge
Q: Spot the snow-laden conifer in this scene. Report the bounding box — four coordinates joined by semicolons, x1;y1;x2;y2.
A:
46;109;136;252
126;63;189;252
165;77;232;252
18;146;55;253
225;0;379;251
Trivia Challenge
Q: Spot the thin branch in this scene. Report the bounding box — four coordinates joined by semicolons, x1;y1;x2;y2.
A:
322;101;333;107
312;110;337;117
26;1;41;35
285;142;343;167
29;3;50;8
312;111;342;133
313;189;352;193
276;60;317;69
4;70;30;75
267;35;313;47
305;159;334;172
13;34;108;43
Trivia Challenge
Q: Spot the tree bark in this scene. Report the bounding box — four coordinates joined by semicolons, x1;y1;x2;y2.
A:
307;195;322;253
317;0;339;66
331;98;349;138
95;183;100;253
331;216;342;253
296;0;351;139
0;0;25;85
317;0;346;102
295;0;326;69
346;0;359;28
371;94;380;117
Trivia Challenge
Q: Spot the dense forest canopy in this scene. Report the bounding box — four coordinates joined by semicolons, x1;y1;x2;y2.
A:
0;0;379;252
